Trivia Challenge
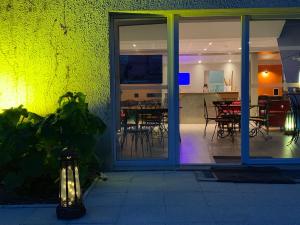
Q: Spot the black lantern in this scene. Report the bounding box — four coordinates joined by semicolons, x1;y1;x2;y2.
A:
56;147;86;219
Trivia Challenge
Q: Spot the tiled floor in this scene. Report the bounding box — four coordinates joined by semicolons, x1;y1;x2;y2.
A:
3;171;300;225
115;123;300;164
180;124;300;164
116;127;168;160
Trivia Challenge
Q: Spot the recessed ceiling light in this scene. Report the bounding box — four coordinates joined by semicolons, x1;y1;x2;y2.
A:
132;44;136;48
198;60;202;64
228;59;232;63
209;42;213;46
203;48;207;51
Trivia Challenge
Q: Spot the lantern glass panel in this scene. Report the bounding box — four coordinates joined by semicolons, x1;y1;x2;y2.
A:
75;166;81;199
60;167;67;206
67;165;75;205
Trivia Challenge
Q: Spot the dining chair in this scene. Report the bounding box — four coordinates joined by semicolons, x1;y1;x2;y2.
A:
203;98;218;137
210;100;240;142
139;109;165;150
249;99;270;140
120;109;151;157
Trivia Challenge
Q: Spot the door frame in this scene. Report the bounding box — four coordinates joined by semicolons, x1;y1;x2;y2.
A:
109;8;300;168
109;13;179;168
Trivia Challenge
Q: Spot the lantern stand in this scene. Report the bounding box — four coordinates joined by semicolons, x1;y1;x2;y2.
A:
56;147;86;219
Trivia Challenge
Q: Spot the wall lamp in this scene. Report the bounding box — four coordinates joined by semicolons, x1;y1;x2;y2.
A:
262;70;269;77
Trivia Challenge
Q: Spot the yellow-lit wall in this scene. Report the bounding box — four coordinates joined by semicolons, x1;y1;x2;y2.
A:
0;1;109;117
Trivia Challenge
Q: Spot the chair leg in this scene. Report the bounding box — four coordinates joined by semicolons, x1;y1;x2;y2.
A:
159;125;165;151
204;120;208;137
146;132;152;156
140;132;145;157
211;123;218;141
130;133;134;157
121;131;127;149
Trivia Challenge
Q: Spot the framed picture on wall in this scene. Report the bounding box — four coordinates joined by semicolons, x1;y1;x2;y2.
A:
273;88;279;96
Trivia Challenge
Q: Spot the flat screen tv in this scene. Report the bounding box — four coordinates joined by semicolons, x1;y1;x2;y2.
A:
120;55;163;84
179;72;190;85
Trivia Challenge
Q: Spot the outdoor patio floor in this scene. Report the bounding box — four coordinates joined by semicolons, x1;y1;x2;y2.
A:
2;171;300;225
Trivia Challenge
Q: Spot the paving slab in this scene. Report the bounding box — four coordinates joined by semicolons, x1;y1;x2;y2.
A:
1;171;300;225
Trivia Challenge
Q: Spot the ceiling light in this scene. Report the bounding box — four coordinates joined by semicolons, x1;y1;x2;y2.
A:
228;59;232;63
203;48;207;51
209;42;212;46
238;47;241;50
132;44;136;48
198;60;202;64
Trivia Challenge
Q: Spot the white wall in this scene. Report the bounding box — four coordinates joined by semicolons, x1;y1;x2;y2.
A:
177;62;241;94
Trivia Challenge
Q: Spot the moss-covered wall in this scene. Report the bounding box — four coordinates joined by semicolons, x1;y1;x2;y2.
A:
1;0;299;115
0;0;109;118
0;0;299;167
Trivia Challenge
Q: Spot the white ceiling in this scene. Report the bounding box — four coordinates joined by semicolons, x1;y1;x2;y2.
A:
119;20;285;64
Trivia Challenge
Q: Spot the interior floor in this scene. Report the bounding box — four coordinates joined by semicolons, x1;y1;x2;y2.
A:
180;124;300;164
116;123;300;163
117;128;168;160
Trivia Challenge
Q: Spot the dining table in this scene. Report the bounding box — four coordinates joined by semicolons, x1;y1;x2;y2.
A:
121;107;168;131
212;100;241;140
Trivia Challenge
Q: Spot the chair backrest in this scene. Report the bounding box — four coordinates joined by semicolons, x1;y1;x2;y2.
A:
257;98;270;123
120;110;128;127
140;109;163;125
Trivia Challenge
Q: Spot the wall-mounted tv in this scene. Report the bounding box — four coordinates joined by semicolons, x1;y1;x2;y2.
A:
179;72;190;85
120;55;163;84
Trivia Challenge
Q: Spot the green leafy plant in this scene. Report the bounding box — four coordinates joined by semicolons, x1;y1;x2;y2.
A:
0;92;106;197
0;105;46;191
37;92;106;184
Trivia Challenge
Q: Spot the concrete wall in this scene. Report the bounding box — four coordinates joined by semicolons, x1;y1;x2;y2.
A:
278;20;300;85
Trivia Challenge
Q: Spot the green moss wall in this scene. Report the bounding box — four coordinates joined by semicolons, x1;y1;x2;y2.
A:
0;0;299;115
0;1;109;118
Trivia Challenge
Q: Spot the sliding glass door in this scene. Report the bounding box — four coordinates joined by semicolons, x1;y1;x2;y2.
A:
248;18;300;163
178;17;242;165
111;14;178;167
111;10;300;168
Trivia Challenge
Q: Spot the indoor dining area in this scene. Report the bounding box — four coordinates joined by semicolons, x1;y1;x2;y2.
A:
115;17;300;164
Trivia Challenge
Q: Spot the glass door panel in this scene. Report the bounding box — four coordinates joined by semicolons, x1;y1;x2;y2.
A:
249;19;300;159
178;17;242;164
115;18;169;161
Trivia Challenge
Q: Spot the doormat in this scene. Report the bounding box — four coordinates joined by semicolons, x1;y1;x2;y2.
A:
213;156;272;163
194;170;217;181
211;166;296;184
213;156;241;163
281;170;300;181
